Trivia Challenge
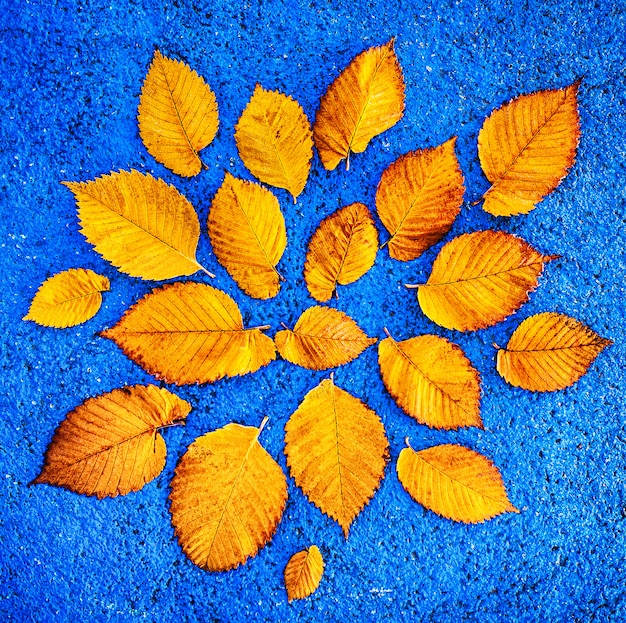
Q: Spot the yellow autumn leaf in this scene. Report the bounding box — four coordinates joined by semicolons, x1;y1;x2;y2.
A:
63;170;212;281
478;81;581;216
138;50;219;177
378;330;481;429
208;173;287;299
397;442;518;523
304;202;378;302
313;39;405;171
169;418;287;571
413;230;557;332
33;385;190;499
23;268;109;328
284;545;324;602
284;376;389;536
274;306;377;370
235;85;313;202
496;312;612;392
377;138;465;261
101;282;275;385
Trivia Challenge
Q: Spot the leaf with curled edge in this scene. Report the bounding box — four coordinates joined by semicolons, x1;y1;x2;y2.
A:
284;545;324;602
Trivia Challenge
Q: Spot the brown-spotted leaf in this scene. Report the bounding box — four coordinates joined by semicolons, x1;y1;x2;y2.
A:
497;312;612;392
169;419;287;571
313;39;405;171
33;385;190;499
376;138;465;261
304;202;378;302
284;376;389;536
478;81;580;216
101;282;275;385
284;545;324;602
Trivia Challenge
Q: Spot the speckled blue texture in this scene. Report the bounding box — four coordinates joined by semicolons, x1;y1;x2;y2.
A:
2;0;625;621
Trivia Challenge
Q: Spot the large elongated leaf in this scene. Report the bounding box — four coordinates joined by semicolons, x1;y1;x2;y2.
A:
208;173;287;299
497;312;612;391
63;170;212;280
313;39;405;171
138;50;219;177
304;202;378;302
284;546;324;602
284;376;389;536
169;419;287;571
33;385;190;499
101;282;275;385
478;82;580;216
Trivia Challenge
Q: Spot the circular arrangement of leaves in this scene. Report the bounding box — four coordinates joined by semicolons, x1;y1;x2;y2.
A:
25;40;611;601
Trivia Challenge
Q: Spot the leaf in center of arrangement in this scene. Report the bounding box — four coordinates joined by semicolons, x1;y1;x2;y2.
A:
101;282;275;385
208;173;287;299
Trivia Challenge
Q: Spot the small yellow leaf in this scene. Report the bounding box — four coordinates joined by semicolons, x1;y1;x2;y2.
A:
275;306;377;370
208;173;287;299
497;312;612;392
33;385;190;499
284;376;389;536
313;39;405;171
415;230;556;332
378;332;482;429
23;268;109;328
63;170;211;281
376;138;465;261
304;202;378;302
397;443;518;523
169;419;287;571
478;81;581;216
235;85;313;201
138;50;219;177
284;545;324;602
101;282;275;385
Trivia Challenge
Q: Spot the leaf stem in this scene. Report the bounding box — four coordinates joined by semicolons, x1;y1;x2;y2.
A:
199;264;216;278
346;151;351;171
258;416;269;435
380;238;390;250
158;419;186;431
251;324;271;331
280;322;290;330
404;283;421;289
404;437;412;450
382;327;392;339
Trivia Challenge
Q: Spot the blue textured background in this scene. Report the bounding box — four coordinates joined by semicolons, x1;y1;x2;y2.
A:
2;0;625;621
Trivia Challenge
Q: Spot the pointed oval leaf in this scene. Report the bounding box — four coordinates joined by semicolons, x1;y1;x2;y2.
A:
23;268;109;328
275;306;377;370
284;545;324;602
478;81;580;216
63;170;211;280
416;230;556;332
33;385;190;499
497;312;612;392
378;332;482;429
376;138;465;261
138;50;219;177
169;420;287;571
101;282;275;385
208;173;287;299
313;39;405;171
284;377;389;536
235;85;313;201
304;203;378;302
397;443;518;523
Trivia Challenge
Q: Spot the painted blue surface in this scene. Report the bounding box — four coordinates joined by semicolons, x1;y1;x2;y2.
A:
1;0;625;620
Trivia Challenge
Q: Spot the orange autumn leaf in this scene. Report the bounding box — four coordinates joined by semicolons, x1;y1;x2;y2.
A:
313;39;405;171
138;50;219;177
235;85;313;202
397;443;518;523
304;202;378;302
496;312;612;392
208;173;287;299
33;385;190;499
378;331;482;429
23;268;109;328
101;282;275;385
478;81;580;216
274;306;376;370
169;418;287;571
284;376;389;536
413;230;557;332
284;545;324;602
377;138;465;261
